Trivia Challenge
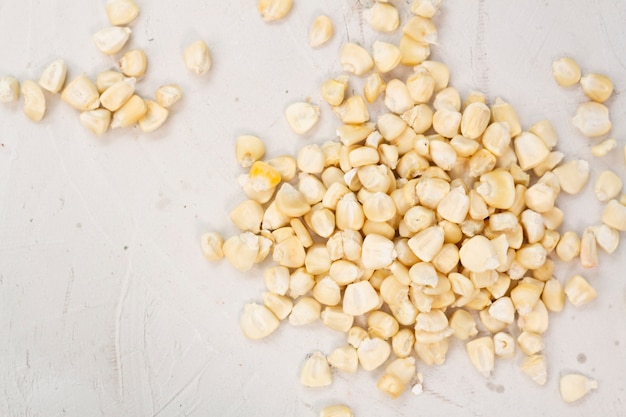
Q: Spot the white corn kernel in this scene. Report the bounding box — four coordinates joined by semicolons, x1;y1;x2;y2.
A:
432;109;461;139
402;104;433;134
364;2;400;32
334;95;369;124
93;26;131;55
488;296;515;324
341;43;374;76
449;309;478;340
38;59;67;93
357;337;391;371
62;75;100;111
286;102;320;135
466;337;495;377
154;84;181;108
520;354;547;385
364;72;386;103
300;352;332;387
240;303;280;339
362;192;396;222
106;0;139;25
321;307;353;332
580;227;599;269
511;282;542;315
268;155;297;181
377;373;406;399
111;94;147;128
100;78;135;112
309;15;334;48
572;102;612;137
461;102;490;139
529;119;558;150
0;76;20;103
200;232;224;261
482;122;511;156
385;357;417;385
327;345;359;373
263;266;290;295
406;67;435;104
223;232;260;271
476;169;515;209
594;170;622;202
434;87;461;112
343;280;380;316
513;132;550;171
419;61;449;91
361;233;396;269
312;276;341;306
289;297;321;326
262;292;293;320
564;275;597;307
20;80;46;122
347;326;369;349
556;231;580;262
493;332;515;358
235;135;265;168
273;236;306;268
320;405;354;417
385;79;414;115
553;159;590;195
96;70;125;93
368;311;399;340
591;138;616;157
403;15;437;44
321;76;348;106
560;373;598;403
542;278;565;312
580;73;613;103
372;41;402;74
410;0;442;18
552;57;581;87
275;183;311;217
182;40;211;76
459;235;499;273
408;225;444;262
437;187;469;223
258;0;293;21
602;199;626;231
593;223;619;254
79;108;111;136
119;49;147;78
392;329;416;358
491;98;522;137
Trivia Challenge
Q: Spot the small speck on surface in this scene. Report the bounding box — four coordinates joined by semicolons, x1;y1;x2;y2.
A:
577;353;587;363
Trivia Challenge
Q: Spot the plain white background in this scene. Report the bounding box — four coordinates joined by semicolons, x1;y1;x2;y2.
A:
0;1;625;416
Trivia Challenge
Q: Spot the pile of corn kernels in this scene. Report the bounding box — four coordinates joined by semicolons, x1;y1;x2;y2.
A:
201;1;626;414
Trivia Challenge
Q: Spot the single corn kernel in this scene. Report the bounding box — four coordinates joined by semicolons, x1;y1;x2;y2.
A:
138;100;169;133
20;80;46;122
513;132;550;171
529;119;558;150
552;57;581;87
285;102;320;135
594;170;622;202
564;275;597;307
289;297;321;325
357;337;391;371
106;0;139;25
361;233;396;270
223;232;260;272
517;331;543;356
556;231;580;262
580;227;599;268
334;95;369;124
258;0;293;21
510;282;542;315
262;292;293;320
321;306;353;332
364;2;400;32
432;109;461;139
368;311;400;340
100;78;135;111
183;40;211;76
593;223;619;254
553;159;590;195
408;225;444;262
268;155;297;181
273;236;306;268
559;373;598;403
200;232;224;261
392;328;416;358
361;73;385;104
591;138;616;157
310;15;334;47
0;76;20;103
602;199;626;231
385;79;414;115
235;135;265;168
151;86;181;114
459;235;499;273
542;278;565;312
62;75;100;111
372;41;402;74
461;102;490;139
93;26;131;55
482;122;511;156
96;70;125;93
240;303;280;339
410;0;442;18
572;102;612;137
340;43;374;76
420;61;449;91
493;332;515;358
327;345;359;373
520;354;547;385
403;15;437;44
377;373;406;399
119;49;147;78
319;405;354;417
38;59;67;93
490;97;522;137
580;73;613;103
321;76;348;106
111;94;147;128
300;352;332;387
449;309;478;340
466;337;495;377
79;108;112;136
343;280;380;316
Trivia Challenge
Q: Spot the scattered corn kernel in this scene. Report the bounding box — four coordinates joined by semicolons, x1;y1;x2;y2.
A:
240;303;280;339
38;59;67;94
93;26;131;55
111;94;147;128
79;108;112;136
466;337;495;377
300;352;332;387
552;57;581;87
310;15;334;48
106;0;140;25
138;100;169;133
580;73;613;103
62;75;100;111
340;43;374;76
572;101;612;137
155;84;182;108
285;102;320;135
594;170;622;202
119;49;148;78
0;76;20;103
96;71;125;93
258;0;293;21
100;78;135;112
559;373;598;403
553;159;590;195
20;80;46;122
564;275;597;307
320;405;354;417
364;2;400;33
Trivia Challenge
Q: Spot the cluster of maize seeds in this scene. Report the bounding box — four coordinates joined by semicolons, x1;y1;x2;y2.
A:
0;0;196;135
201;1;625;410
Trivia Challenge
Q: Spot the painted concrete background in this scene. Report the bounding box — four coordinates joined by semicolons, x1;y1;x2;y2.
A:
0;1;625;416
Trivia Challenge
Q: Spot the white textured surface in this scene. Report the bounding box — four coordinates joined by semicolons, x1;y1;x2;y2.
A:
1;1;625;416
